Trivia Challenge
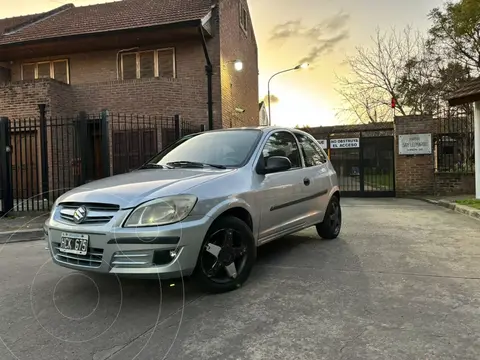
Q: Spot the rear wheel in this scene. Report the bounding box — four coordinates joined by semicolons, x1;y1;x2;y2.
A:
194;216;256;293
316;195;341;240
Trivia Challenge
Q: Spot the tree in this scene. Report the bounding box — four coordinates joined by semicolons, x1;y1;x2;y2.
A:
428;0;480;73
336;84;394;124
335;26;431;123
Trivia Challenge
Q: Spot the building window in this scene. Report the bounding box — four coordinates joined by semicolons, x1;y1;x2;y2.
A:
239;4;248;33
121;48;175;80
21;60;69;83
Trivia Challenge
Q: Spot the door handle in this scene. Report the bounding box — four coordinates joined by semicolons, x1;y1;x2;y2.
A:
303;177;310;186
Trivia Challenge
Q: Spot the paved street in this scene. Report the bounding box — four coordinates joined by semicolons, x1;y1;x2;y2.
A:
0;198;479;360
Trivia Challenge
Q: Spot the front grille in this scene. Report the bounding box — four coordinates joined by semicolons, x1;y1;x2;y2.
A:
52;242;104;268
58;202;120;225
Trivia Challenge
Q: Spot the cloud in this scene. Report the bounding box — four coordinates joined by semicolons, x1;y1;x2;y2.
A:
269;11;350;64
298;30;349;64
269;11;349;42
323;11;350;32
269;19;303;41
262;94;279;105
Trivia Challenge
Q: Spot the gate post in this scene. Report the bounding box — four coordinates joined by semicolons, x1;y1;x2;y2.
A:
0;117;13;215
100;110;110;178
174;115;181;140
77;111;89;185
359;132;365;193
38;104;49;199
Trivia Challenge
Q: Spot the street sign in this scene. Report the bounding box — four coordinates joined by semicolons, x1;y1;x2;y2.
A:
316;139;327;149
330;138;360;149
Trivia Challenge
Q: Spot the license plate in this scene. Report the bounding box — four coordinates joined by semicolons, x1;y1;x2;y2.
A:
60;233;89;255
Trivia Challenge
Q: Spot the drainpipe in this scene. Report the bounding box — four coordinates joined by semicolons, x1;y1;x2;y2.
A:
198;26;214;131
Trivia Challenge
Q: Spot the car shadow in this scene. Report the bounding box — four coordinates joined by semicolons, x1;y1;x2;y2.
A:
21;228;375;359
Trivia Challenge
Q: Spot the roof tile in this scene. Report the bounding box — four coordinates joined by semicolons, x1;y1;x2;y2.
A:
0;0;211;46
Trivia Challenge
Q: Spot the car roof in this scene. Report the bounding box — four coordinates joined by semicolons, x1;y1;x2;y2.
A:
194;126;307;134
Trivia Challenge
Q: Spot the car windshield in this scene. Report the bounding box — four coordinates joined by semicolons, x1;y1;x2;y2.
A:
148;129;262;168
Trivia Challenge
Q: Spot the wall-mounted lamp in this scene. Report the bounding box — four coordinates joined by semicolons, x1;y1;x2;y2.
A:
234;59;243;71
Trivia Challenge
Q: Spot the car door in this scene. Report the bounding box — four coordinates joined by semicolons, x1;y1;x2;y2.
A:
293;132;332;225
256;130;307;243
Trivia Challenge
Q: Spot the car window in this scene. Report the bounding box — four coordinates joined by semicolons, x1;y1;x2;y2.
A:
150;129;262;167
295;133;328;167
262;131;301;169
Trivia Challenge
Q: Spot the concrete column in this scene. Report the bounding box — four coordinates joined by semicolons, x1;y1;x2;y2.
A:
474;102;480;199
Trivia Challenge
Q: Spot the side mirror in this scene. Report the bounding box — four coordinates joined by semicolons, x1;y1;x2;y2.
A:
258;156;292;175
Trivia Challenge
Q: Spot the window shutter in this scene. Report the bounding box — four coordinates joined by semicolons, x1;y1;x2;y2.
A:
139;51;155;78
22;64;35;80
37;63;50;78
158;49;174;78
122;54;137;80
53;61;68;83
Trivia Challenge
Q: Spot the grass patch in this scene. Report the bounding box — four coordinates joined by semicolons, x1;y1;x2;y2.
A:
455;199;480;210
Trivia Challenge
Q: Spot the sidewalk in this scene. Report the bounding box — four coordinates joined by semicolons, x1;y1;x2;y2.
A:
0;213;48;244
421;195;480;221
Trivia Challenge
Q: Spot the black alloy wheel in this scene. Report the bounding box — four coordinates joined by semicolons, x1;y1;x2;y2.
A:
316;196;342;240
195;216;256;293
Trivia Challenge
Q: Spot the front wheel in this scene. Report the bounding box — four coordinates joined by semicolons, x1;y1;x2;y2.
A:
316;196;342;240
194;216;256;293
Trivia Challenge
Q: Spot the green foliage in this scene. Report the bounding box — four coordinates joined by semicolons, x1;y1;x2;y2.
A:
337;0;480;123
428;0;480;72
456;199;480;209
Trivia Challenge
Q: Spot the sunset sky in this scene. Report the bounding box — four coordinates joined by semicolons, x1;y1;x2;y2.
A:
1;0;445;127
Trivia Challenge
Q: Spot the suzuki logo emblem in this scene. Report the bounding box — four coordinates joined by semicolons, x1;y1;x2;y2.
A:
73;206;88;224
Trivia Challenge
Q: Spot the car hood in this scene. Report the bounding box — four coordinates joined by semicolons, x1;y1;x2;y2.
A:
56;168;233;208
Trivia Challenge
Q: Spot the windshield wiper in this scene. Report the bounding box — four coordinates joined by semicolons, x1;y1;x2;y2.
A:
166;161;226;169
139;163;173;170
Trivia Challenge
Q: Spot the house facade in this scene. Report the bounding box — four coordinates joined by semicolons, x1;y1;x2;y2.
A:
0;0;259;203
0;0;259;129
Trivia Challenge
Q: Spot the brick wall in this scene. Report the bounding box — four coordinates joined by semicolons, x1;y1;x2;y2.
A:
9;41;208;84
0;79;75;119
218;0;259;128
7;40;218;128
434;173;475;196
394;115;436;196
70;77;208;127
0;80;50;119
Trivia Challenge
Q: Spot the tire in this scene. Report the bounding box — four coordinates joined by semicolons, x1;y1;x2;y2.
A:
316;195;342;240
194;216;256;293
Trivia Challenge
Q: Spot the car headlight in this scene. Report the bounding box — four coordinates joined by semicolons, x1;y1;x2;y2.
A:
123;195;198;227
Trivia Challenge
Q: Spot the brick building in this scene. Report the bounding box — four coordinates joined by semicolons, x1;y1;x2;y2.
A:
0;0;259;129
0;0;259;202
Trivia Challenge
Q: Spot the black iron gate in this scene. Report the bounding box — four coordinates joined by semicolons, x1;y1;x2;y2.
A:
0;112;204;215
317;131;395;197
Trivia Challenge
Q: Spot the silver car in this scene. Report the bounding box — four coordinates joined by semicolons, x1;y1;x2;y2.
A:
45;127;341;293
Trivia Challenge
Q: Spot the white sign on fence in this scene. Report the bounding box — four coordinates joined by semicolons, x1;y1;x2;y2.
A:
398;133;432;155
330;138;360;149
316;139;327;149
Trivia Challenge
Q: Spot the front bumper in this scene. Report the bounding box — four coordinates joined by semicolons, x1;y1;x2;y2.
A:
45;211;213;279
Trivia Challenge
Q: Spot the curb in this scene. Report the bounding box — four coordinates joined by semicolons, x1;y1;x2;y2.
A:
0;229;44;244
422;198;480;221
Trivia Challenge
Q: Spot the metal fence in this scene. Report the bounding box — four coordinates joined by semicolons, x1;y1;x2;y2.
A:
307;126;395;197
0;112;204;214
434;106;475;173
